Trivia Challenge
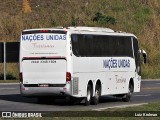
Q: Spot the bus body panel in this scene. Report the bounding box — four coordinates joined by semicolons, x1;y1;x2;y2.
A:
20;30;69;96
72;56;138;97
22;59;66;85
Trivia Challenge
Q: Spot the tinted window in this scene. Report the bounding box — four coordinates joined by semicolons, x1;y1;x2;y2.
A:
133;37;141;74
71;34;133;57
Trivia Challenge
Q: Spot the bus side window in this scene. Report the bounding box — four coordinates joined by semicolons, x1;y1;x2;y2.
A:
133;37;141;75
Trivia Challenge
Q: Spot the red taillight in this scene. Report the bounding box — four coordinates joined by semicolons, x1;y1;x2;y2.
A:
19;73;23;82
66;72;71;82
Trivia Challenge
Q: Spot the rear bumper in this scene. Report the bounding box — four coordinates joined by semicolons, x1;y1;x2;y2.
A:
20;83;70;97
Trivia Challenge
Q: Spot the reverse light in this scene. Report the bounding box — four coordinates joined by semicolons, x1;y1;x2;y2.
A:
66;72;71;82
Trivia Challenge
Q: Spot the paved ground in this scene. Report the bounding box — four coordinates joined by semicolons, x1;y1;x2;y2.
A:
0;80;159;111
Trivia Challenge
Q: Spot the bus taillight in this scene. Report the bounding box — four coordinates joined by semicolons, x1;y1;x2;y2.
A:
66;72;71;82
19;72;23;82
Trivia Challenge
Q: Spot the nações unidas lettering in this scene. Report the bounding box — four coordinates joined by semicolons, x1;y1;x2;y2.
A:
22;35;44;41
22;34;66;42
103;58;130;70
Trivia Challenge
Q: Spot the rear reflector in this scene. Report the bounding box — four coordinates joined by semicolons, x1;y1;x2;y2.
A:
66;72;71;81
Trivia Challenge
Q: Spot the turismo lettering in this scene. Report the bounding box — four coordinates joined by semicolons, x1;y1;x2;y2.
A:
103;58;130;70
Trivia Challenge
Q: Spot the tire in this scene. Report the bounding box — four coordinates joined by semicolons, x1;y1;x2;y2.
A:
85;84;92;106
122;83;133;102
92;85;100;105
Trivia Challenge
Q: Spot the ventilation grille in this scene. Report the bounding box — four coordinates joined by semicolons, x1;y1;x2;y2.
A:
73;77;79;95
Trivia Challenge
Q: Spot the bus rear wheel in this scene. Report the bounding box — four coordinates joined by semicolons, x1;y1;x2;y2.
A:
122;83;133;102
85;84;92;106
92;84;100;105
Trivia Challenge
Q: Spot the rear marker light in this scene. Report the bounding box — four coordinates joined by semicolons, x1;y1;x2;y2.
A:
22;87;25;90
63;88;67;92
40;30;48;33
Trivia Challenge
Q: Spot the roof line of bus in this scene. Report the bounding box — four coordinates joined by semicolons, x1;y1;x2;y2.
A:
22;27;137;38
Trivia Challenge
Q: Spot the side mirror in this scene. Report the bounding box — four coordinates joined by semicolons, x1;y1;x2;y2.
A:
141;50;147;64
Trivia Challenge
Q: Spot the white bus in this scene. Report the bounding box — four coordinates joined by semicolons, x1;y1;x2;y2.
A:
19;27;147;105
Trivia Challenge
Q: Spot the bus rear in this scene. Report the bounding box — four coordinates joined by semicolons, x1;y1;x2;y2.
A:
19;29;70;97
